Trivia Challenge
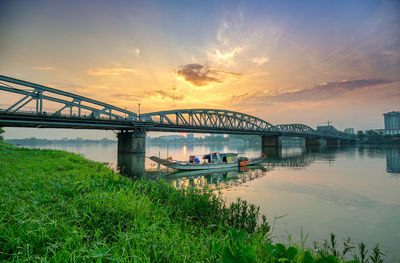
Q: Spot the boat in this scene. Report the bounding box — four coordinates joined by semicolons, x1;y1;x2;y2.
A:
149;152;239;171
238;153;266;167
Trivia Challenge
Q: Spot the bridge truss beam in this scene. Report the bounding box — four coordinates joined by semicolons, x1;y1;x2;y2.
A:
0;75;137;121
141;109;278;134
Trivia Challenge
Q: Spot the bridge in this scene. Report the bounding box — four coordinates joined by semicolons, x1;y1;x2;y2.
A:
0;75;355;176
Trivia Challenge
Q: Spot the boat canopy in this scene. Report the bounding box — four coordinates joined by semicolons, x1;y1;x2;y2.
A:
202;152;238;164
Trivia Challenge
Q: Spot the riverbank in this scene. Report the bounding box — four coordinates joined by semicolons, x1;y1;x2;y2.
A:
0;141;384;262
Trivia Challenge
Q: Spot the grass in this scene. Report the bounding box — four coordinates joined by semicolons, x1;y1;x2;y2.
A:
0;141;385;262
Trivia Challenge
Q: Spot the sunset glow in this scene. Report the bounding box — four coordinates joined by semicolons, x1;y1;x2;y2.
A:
0;0;399;131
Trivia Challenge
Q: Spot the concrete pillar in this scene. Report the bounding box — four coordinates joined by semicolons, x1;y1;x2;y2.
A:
117;130;146;177
298;138;306;148
261;135;282;147
262;146;281;159
326;138;339;146
305;138;327;147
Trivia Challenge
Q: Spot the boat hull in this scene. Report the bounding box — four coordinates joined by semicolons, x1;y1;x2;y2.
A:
149;156;238;171
239;156;266;167
167;162;238;171
168;167;238;177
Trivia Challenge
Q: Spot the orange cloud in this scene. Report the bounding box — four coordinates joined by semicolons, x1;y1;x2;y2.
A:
252;57;269;65
174;63;241;87
144;89;185;101
246;79;394;104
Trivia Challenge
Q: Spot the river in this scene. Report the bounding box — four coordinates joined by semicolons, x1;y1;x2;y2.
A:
17;142;400;261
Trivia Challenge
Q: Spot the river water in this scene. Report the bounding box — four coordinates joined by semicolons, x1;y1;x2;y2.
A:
18;142;400;261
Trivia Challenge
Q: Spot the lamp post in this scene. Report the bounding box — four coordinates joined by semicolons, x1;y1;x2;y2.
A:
138;103;141;120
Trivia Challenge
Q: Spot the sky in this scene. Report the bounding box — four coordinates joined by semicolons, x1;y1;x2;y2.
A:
0;0;399;139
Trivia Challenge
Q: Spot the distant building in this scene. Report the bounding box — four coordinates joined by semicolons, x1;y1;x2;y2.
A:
344;128;354;134
158;135;185;140
374;129;400;135
383;111;400;129
229;138;245;144
316;125;337;132
209;133;223;137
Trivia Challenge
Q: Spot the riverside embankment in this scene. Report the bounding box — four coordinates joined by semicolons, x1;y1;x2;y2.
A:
0;141;385;262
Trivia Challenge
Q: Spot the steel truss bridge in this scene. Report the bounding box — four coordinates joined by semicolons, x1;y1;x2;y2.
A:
0;75;354;141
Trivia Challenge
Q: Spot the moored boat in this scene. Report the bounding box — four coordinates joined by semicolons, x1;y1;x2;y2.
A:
149;152;239;171
238;153;266;167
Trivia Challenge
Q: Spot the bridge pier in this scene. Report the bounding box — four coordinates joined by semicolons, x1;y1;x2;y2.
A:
305;138;327;147
117;129;146;177
262;146;282;158
339;139;350;145
261;135;282;147
326;138;339;146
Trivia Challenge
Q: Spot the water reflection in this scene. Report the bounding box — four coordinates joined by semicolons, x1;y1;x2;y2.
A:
356;145;400;175
145;145;400;190
163;165;271;190
148;146;321;189
263;146;316;168
386;147;400;174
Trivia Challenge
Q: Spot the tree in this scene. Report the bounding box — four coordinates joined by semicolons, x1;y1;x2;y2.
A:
0;127;4;141
365;129;380;141
357;130;365;139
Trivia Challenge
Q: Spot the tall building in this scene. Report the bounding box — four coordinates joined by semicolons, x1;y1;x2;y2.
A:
344;128;354;134
383;111;400;129
316;125;337;132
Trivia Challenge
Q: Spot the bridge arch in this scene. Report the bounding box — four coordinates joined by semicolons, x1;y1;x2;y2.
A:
0;75;137;121
141;109;278;133
275;123;319;137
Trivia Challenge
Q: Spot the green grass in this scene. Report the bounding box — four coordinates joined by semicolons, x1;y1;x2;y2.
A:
0;141;385;262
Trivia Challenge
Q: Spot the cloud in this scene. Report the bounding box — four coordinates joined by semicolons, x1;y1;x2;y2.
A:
125;47;140;56
174;63;241;87
144;89;185;101
110;93;140;100
32;66;55;71
207;47;243;66
252;56;269;65
216;21;229;45
86;67;137;76
230;92;257;102
247;79;395;104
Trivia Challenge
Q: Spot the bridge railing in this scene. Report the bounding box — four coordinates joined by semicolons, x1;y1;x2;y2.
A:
0;75;137;121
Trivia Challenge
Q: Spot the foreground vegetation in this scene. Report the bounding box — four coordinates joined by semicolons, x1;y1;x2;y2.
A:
0;141;385;262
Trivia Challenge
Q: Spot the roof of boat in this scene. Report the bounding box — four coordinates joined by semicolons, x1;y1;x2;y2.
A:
204;152;238;156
